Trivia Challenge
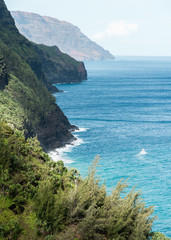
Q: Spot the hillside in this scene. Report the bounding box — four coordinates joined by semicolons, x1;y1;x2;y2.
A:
0;0;85;150
0;122;159;240
34;44;87;84
11;11;115;61
1;6;87;91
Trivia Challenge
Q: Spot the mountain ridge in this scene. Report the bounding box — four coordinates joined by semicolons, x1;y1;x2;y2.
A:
11;11;115;61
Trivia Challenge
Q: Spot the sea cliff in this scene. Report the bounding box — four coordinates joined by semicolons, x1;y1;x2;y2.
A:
0;0;85;150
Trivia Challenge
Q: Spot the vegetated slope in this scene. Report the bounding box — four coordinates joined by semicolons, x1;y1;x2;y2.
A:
34;44;87;84
0;121;164;240
11;11;115;61
0;55;8;90
1;8;87;89
0;0;83;150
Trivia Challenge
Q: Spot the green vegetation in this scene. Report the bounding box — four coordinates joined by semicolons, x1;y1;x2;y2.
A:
0;121;77;239
0;45;58;140
0;1;86;90
152;232;171;240
0;0;76;149
34;44;87;84
37;44;80;67
1;121;170;240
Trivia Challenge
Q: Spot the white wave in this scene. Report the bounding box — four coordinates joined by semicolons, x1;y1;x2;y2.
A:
48;150;73;163
74;127;89;133
140;149;147;155
48;136;84;164
136;149;148;157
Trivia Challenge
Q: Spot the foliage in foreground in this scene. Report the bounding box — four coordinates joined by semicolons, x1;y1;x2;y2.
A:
152;232;171;240
0;121;170;240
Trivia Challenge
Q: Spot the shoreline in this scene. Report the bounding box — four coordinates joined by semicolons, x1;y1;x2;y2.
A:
48;127;87;164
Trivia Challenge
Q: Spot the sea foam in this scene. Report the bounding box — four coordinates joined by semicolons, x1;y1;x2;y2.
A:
48;129;85;164
74;127;89;133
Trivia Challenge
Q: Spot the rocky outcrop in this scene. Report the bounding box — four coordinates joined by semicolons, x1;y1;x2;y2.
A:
36;103;78;150
11;11;115;61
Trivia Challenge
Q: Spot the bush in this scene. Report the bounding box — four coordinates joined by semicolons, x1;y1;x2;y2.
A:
0;196;22;239
152;232;171;240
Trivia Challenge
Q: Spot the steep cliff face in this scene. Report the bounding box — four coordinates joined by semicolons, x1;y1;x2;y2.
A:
33;44;87;85
0;0;81;150
11;11;115;61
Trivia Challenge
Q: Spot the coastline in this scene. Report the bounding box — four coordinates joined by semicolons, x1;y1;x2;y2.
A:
48;127;87;164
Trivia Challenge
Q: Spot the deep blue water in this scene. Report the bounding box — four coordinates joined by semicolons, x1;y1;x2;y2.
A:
53;57;171;237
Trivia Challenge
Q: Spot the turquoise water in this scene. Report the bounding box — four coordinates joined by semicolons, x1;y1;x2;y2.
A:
54;57;171;236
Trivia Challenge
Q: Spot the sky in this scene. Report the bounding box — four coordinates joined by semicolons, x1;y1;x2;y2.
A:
4;0;171;56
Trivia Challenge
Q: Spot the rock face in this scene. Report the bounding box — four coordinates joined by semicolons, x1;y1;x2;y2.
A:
11;11;115;61
0;0;81;150
36;103;78;150
33;44;87;85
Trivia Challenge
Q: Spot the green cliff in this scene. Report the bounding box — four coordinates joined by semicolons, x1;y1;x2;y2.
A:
0;4;87;92
0;0;85;150
34;44;87;85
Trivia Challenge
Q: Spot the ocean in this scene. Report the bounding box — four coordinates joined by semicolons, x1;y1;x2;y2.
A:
50;56;171;237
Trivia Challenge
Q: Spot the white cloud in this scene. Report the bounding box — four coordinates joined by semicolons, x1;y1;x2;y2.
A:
92;21;138;41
